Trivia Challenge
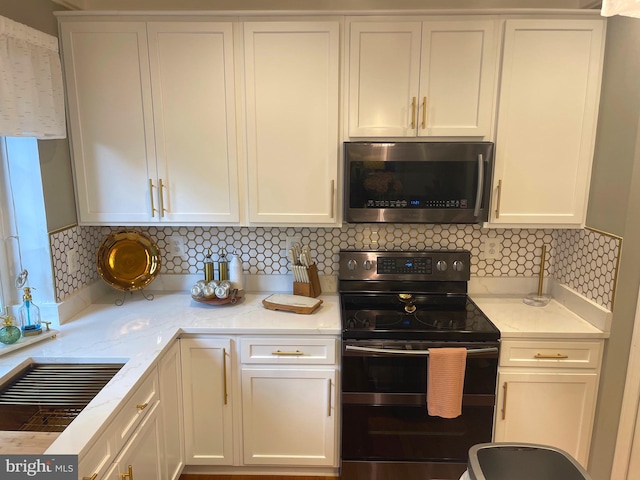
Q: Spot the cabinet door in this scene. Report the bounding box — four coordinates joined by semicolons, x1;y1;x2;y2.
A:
180;338;233;465
348;21;422;137
147;22;240;224
60;21;156;224
244;21;340;224
107;401;164;480
158;341;184;480
490;19;605;226
494;371;598;467
241;368;337;466
418;20;497;137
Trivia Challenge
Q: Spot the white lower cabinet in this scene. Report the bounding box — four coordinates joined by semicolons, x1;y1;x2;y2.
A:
105;401;164;480
493;339;603;467
158;341;185;480
179;335;339;470
77;366;164;480
180;337;234;465
241;367;337;466
240;337;338;467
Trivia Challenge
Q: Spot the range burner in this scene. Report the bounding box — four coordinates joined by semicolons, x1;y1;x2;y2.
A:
338;250;499;342
342;298;498;341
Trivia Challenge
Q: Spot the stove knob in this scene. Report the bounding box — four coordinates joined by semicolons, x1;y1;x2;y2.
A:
436;260;448;272
347;259;358;271
363;260;373;270
452;260;465;272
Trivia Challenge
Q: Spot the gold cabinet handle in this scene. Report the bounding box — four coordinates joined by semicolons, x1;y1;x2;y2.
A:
83;474;98;480
501;382;508;420
421;96;427;129
223;348;228;405
136;403;148;411
534;353;569;359
121;465;133;480
272;349;304;356
148;179;157;217
158;178;166;218
495;179;502;219
329;180;335;219
411;96;416;129
327;378;332;417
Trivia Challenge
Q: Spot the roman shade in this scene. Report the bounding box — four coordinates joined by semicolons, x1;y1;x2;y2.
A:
0;15;66;139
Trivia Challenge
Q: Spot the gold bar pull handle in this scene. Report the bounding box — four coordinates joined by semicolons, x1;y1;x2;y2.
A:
495;179;502;219
158;178;166;218
411;96;416;129
421;96;427;129
223;348;228;405
327;378;332;417
83;474;98;480
534;353;569;359
501;382;508;420
329;180;335;219
272;349;304;356
149;179;157;217
121;465;133;480
136;403;148;411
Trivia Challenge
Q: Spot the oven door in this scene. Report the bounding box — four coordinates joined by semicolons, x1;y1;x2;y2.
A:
341;340;498;479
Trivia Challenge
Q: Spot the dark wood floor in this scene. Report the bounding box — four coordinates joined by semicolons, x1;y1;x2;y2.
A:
180;476;338;480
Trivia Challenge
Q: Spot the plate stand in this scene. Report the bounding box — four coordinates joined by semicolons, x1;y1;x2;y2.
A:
115;288;155;306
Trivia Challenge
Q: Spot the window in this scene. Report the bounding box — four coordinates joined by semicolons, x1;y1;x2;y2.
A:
0;136;54;313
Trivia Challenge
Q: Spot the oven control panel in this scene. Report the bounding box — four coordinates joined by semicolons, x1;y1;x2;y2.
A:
339;250;470;282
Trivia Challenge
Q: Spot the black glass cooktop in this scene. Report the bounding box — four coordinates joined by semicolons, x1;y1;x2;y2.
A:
340;293;500;341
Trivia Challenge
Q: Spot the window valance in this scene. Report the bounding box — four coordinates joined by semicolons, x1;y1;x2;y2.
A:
602;0;640;17
0;16;66;139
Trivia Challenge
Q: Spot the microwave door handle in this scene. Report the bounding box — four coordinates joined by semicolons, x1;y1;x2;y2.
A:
473;153;484;218
345;345;498;356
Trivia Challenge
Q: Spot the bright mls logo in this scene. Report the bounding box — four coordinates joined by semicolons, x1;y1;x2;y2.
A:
1;455;77;479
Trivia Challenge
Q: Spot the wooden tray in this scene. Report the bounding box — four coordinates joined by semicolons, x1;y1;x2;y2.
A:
192;290;242;306
262;294;322;314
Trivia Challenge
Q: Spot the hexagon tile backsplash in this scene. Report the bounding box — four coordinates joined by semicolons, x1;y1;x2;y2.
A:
50;224;620;309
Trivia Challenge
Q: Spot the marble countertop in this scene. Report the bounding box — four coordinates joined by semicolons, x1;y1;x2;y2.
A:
472;295;609;339
0;291;341;456
0;288;608;458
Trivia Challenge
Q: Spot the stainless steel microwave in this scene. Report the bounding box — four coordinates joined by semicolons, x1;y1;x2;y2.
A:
344;142;494;224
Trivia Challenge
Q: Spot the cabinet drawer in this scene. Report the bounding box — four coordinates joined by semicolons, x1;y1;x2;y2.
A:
500;340;602;369
240;337;337;364
78;430;114;480
112;367;159;450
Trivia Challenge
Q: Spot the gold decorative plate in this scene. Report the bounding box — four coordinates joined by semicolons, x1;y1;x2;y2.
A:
97;231;161;291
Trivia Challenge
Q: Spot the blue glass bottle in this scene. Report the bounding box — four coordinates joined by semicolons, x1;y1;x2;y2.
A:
19;287;42;336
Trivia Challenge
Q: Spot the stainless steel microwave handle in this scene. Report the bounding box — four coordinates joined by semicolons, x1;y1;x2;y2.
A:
473;153;484;218
345;345;498;356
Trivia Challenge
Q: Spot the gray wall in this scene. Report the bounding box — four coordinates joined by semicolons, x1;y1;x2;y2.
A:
586;16;640;480
0;0;77;232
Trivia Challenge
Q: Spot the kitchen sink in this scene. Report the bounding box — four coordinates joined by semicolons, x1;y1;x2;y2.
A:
0;362;124;432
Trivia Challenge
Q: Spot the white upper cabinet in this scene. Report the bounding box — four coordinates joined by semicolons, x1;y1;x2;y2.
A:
147;22;239;224
61;22;155;224
61;20;239;225
243;21;340;225
489;19;605;227
347;19;497;138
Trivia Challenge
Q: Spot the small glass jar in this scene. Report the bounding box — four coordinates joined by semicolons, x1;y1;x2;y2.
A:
0;311;21;345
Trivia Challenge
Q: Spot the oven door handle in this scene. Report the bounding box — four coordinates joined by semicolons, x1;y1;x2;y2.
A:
344;345;498;356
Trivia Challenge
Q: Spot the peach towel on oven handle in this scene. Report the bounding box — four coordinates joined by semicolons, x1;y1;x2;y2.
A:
427;347;467;418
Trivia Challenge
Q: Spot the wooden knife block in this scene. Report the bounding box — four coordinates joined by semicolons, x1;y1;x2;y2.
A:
293;263;322;298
